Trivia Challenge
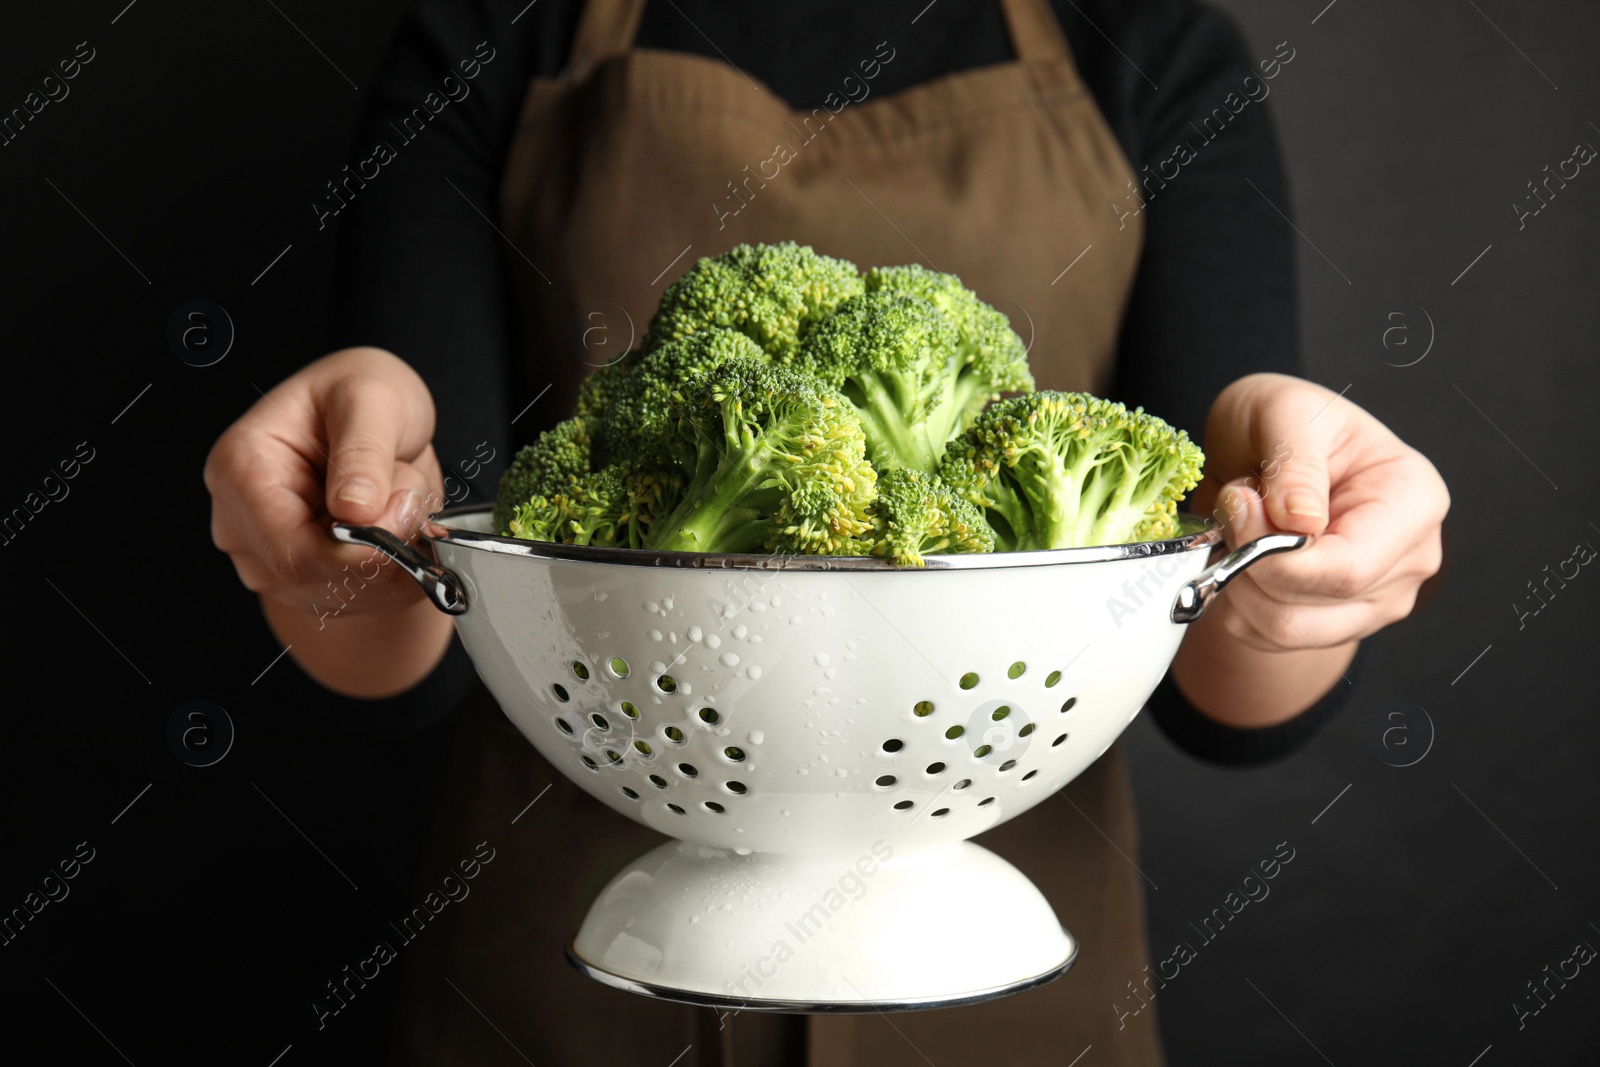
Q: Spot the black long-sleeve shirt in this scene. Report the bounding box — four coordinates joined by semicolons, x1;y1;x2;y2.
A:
275;0;1356;762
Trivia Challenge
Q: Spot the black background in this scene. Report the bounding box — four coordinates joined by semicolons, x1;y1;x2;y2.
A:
1;1;1596;1065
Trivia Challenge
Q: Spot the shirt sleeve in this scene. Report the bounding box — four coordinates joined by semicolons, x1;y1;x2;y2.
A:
1059;1;1348;764
329;0;580;502
257;0;578;726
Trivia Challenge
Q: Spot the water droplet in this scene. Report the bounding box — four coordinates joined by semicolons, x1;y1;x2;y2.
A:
663;596;674;610
790;614;803;624
734;847;752;856
733;624;749;639
648;630;662;641
688;625;703;641
750;601;767;613
647;601;661;614
814;652;831;666
594;591;608;601
705;634;722;650
750;635;762;644
667;632;678;643
748;730;764;744
836;768;848;778
747;665;762;680
823;667;838;680
720;652;741;667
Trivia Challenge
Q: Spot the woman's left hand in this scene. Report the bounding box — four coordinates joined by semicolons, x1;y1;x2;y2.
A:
1188;372;1450;653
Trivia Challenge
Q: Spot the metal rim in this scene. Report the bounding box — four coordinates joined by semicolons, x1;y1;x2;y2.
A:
426;504;1223;572
564;934;1078;1014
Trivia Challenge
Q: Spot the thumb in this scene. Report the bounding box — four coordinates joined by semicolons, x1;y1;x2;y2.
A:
1253;403;1335;538
322;380;408;525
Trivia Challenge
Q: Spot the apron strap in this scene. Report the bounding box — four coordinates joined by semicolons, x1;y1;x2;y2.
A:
1000;0;1073;63
564;0;648;77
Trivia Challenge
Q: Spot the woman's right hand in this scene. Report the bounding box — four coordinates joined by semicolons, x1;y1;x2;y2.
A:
204;347;456;695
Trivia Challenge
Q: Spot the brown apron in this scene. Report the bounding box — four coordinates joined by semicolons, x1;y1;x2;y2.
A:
390;1;1164;1063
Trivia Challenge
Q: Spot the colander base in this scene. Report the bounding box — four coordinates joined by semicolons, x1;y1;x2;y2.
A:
565;939;1078;1013
567;839;1078;1011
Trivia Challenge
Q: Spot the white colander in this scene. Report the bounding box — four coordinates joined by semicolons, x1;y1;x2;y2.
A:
334;508;1303;1011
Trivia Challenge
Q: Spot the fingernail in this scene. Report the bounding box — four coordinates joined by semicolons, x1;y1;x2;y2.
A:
337;478;379;507
1284;490;1327;519
387;488;424;530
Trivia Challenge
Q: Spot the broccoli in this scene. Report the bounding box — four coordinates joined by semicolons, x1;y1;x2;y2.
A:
574;349;642;423
596;329;767;467
863;263;1035;426
573;350;645;469
508;464;686;549
644;242;864;359
507;465;624;546
939;391;1204;550
788;292;966;473
494;245;1207;564
493;416;594;535
645;356;877;554
866;467;996;567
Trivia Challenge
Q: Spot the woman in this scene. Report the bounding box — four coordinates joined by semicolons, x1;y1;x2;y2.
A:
204;0;1447;1062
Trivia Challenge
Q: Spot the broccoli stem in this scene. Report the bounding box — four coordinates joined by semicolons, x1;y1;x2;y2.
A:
849;372;937;473
1086;450;1170;545
646;421;789;553
654;500;772;552
1016;459;1078;550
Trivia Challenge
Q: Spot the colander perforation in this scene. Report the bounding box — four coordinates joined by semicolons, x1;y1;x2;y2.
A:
857;658;1086;816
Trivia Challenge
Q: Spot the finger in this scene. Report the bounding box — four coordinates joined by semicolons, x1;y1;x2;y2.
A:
307;459;440;613
320;375;433;525
1245;384;1342;537
1246;452;1444;602
377;460;437;545
1219;571;1419;651
207;427;323;557
1242;520;1441;609
1214;477;1272;550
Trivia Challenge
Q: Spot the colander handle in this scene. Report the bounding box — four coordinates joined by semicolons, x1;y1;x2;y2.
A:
1170;532;1309;624
329;522;468;615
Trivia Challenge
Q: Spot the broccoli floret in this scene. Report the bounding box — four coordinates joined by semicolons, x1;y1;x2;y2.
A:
644;242;864;359
575;349;643;423
509;464;686;549
939;392;1203;550
508;466;624;546
573;350;646;470
866;467;995;567
788;292;969;473
863;264;1034;431
646;356;877;554
493;416;594;535
597;329;767;467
